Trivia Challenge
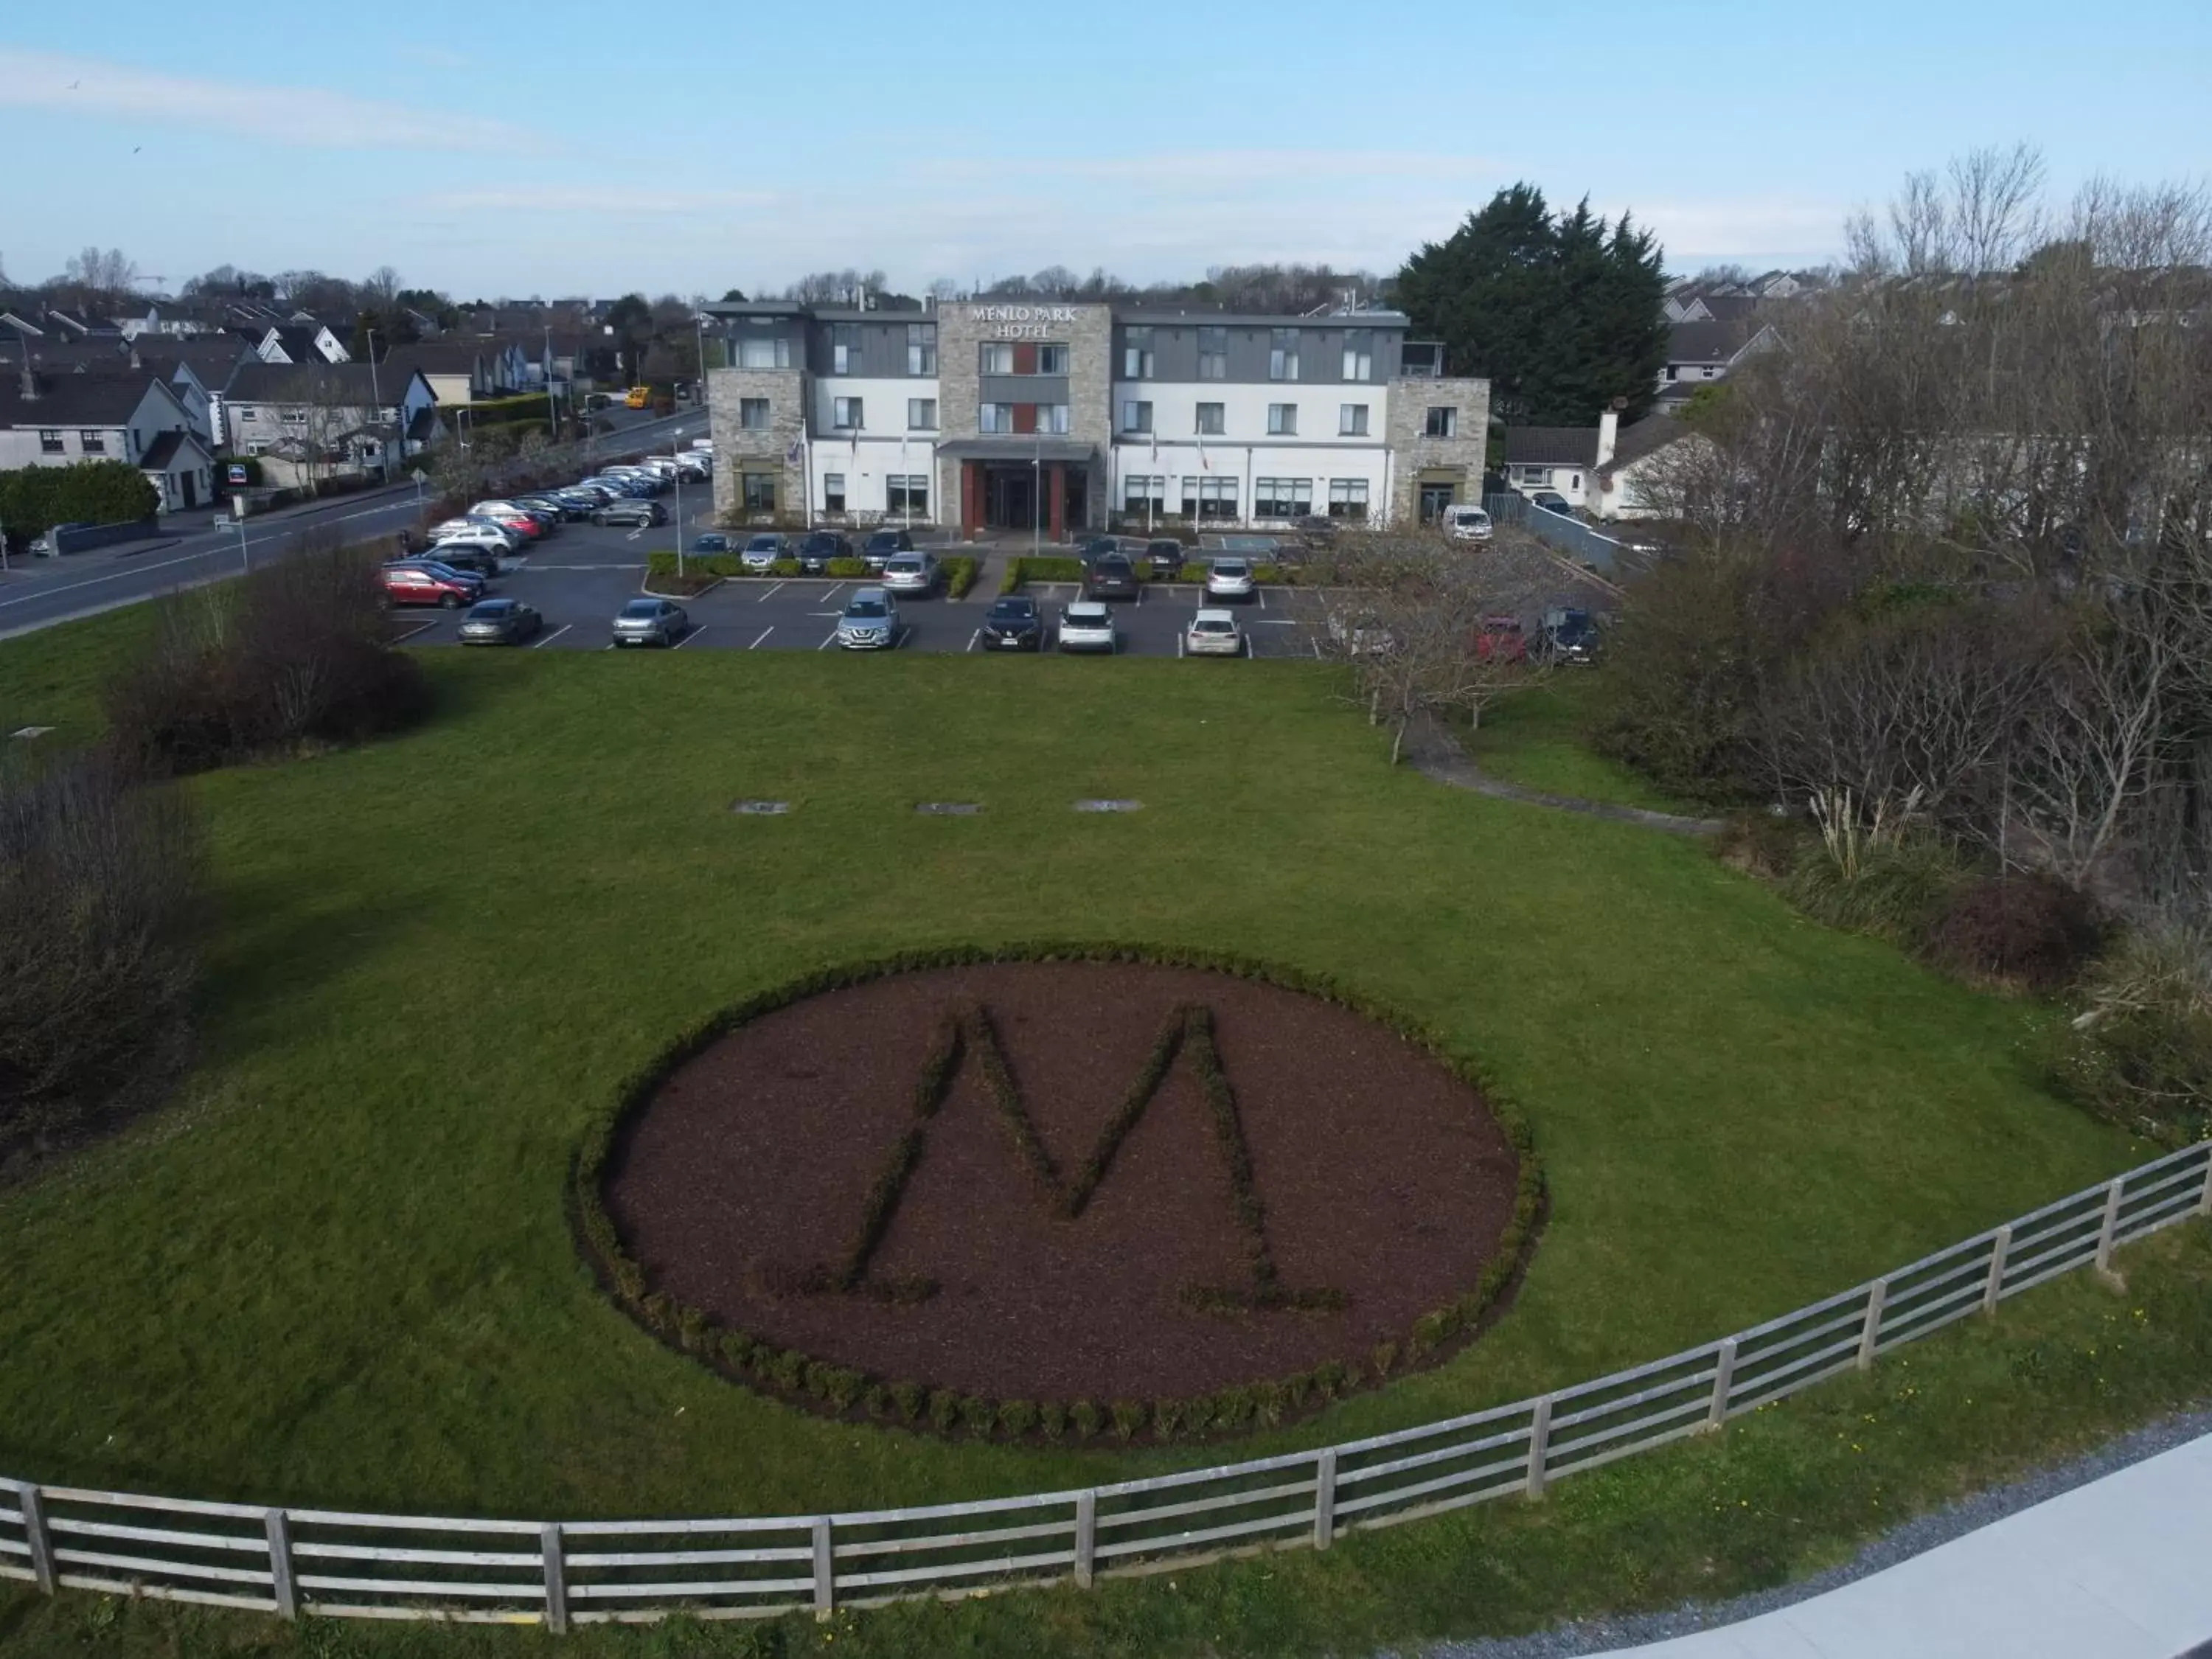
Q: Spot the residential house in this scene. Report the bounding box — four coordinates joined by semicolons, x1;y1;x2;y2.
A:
253;323;350;366
1651;319;1778;412
0;371;215;512
1501;411;1620;509
375;341;489;408
220;361;437;487
1590;414;1700;521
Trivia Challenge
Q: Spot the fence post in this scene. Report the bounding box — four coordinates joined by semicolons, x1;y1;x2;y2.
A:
15;1484;54;1596
1313;1449;1338;1550
2094;1178;2126;1287
812;1516;834;1620
1073;1492;1096;1590
1703;1338;1737;1432
540;1523;568;1635
265;1509;297;1621
1855;1279;1887;1370
1982;1225;2012;1316
2198;1144;2212;1217
1524;1397;1553;1500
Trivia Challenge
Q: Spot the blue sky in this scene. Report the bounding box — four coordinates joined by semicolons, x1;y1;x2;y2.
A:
2;0;2207;301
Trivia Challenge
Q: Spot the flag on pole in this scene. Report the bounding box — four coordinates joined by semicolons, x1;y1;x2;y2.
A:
1197;430;1210;472
785;437;801;466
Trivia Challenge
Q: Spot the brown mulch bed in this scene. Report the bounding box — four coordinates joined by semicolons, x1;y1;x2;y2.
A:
605;961;1520;1403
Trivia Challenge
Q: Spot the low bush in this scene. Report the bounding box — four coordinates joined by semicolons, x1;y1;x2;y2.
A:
105;535;430;775
647;552;743;580
770;558;802;577
890;1381;925;1423
1922;873;2101;992
1713;808;1807;880
928;1389;961;1433
959;1395;996;1438
1110;1400;1148;1440
1038;1400;1068;1440
998;556;1087;594
825;557;871;580
942;556;978;598
2053;925;2212;1146
1781;833;1964;943
0;458;160;545
1068;1400;1102;1440
0;751;202;1166
995;1399;1037;1438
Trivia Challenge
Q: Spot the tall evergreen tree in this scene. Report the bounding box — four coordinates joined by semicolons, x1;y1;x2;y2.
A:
1397;185;1669;425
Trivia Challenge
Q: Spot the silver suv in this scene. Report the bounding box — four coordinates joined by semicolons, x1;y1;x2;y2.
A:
835;587;901;650
880;552;940;594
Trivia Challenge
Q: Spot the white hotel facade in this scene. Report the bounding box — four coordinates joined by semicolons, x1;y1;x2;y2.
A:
703;298;1489;538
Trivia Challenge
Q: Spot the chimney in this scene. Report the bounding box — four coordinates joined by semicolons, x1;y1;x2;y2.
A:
18;365;35;400
1596;406;1620;469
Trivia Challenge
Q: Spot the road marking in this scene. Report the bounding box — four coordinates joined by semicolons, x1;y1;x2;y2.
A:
1175;631;1185;658
532;623;572;649
389;620;437;643
807;611;841;618
748;626;774;650
525;563;645;571
965;630;979;653
896;625;911;650
818;630;838;650
672;625;706;650
1135;586;1145;605
1253;618;1298;625
1258;588;1267;609
1311;636;1324;658
757;581;785;602
821;583;844;603
625;529;644;542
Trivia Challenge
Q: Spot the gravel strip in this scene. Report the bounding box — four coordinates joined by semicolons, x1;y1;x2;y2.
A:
1396;1404;2212;1658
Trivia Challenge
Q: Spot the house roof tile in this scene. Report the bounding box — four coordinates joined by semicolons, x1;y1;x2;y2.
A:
1503;425;1601;466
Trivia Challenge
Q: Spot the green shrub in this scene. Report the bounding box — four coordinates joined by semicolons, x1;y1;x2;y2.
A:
801;1361;834;1401
770;558;802;577
1371;1339;1399;1378
862;1384;892;1419
995;1399;1037;1438
1210;1385;1253;1430
1311;1360;1346;1401
1782;833;1964;942
998;555;1087;593
1069;1400;1102;1441
675;1306;709;1352
825;557;870;579
2053;925;2212;1145
768;1350;805;1391
1150;1399;1184;1440
1922;873;2101;992
891;1381;925;1423
640;1292;675;1332
825;1368;865;1410
717;1332;755;1369
1713;808;1806;880
1251;1380;1288;1427
1180;1397;1214;1436
959;1395;997;1437
1038;1401;1068;1441
0;458;159;543
1110;1400;1148;1441
1284;1372;1312;1411
928;1389;961;1433
942;556;978;598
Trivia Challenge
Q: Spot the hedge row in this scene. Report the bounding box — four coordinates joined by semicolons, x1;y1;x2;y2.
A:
0;459;162;546
640;553;977;596
997;557;1292;594
569;941;1545;1447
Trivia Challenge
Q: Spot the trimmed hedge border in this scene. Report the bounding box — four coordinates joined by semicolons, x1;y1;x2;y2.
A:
645;552;977;597
570;941;1546;1447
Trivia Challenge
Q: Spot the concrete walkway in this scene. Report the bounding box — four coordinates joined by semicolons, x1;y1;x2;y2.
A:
1587;1429;2212;1657
1403;712;1723;837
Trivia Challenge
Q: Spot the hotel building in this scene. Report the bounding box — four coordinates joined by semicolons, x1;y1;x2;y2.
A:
703;298;1488;538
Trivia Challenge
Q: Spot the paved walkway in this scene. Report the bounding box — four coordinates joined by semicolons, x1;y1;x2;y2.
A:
1583;1429;2212;1658
1404;712;1723;836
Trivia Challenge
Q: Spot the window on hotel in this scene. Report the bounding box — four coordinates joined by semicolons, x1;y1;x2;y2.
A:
887;474;928;515
832;397;863;430
1327;478;1370;520
908;398;937;431
907;323;936;375
1195;403;1225;436
1036;344;1068;374
1269;329;1299;381
1040;403;1070;434
981;343;1015;375
823;473;846;513
742;472;777;513
739;334;790;369
980;403;1014;434
831;324;859;375
1181;476;1238;521
1121;400;1152;434
1124;474;1165;512
1197;326;1227;380
1122;327;1154;378
1342;330;1374;382
1425;406;1457;437
1255;478;1312;518
1340;403;1369;436
740;397;771;430
1267;403;1296;436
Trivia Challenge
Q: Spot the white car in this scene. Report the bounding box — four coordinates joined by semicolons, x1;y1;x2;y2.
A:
1184;608;1245;657
431;525;516;557
1205;557;1256;602
1057;601;1116;653
689;437;714;453
429;518;521;551
1444;504;1494;542
1325;611;1396;657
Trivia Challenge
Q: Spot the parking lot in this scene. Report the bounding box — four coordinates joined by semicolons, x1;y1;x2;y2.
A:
393;521;1335;658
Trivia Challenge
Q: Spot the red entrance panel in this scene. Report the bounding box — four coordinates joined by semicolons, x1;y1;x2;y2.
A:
961;460;982;539
1048;462;1065;542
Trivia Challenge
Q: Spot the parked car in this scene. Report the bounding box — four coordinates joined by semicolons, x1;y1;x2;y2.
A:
470;502;548;538
861;527;914;569
1527;490;1576;517
381;562;483;608
611;597;689;647
978;595;1044;650
740;533;786;574
690;532;735;556
458;598;544;645
518;493;589;522
835;587;902;650
1474;615;1527;662
29;521;92;557
1079;535;1122;563
1205;557;1256;602
422;540;503;577
796;530;849;574
1531;607;1600;666
429;517;521;550
559;484;615;507
1325;611;1394;657
1083;553;1140;600
1444;504;1494;542
1057;601;1117;653
1143;538;1188;578
429;525;517;560
595;498;667;528
1290;514;1339;547
880;552;940;594
1185;608;1245;657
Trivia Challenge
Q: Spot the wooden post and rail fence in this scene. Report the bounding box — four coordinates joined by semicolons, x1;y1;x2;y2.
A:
3;1139;2206;1631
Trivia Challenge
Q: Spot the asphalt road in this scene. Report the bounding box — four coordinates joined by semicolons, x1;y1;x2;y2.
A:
0;409;703;641
390;520;1329;658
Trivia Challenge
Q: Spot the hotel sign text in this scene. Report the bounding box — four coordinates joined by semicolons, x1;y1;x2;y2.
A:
967;303;1077;340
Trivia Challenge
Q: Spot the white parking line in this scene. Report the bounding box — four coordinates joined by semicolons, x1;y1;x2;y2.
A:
532;623;573;649
625;529;645;542
821;583;845;604
389;619;437;644
748;626;774;650
1253;618;1298;624
965;630;980;652
1258;588;1267;609
1175;631;1185;658
757;581;785;602
672;625;707;650
1135;586;1145;605
817;630;838;650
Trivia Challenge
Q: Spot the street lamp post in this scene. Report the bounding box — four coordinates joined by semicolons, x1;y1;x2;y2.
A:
544;325;558;440
364;327;388;484
672;428;686;580
235;515;251;574
1032;428;1041;559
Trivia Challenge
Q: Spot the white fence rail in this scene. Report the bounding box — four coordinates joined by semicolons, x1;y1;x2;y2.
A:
4;1140;2206;1630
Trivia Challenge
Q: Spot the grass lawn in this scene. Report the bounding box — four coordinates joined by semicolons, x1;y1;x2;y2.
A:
1465;672;1697;813
0;615;2205;1658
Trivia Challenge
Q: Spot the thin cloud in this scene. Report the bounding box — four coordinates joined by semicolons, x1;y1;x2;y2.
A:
0;46;543;154
924;150;1501;188
421;186;782;215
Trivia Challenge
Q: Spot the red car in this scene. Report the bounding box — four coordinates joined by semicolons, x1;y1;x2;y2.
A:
381;562;484;609
1474;615;1527;662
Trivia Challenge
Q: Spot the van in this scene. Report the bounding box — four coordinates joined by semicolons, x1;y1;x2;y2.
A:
625;386;652;408
1444;504;1493;543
